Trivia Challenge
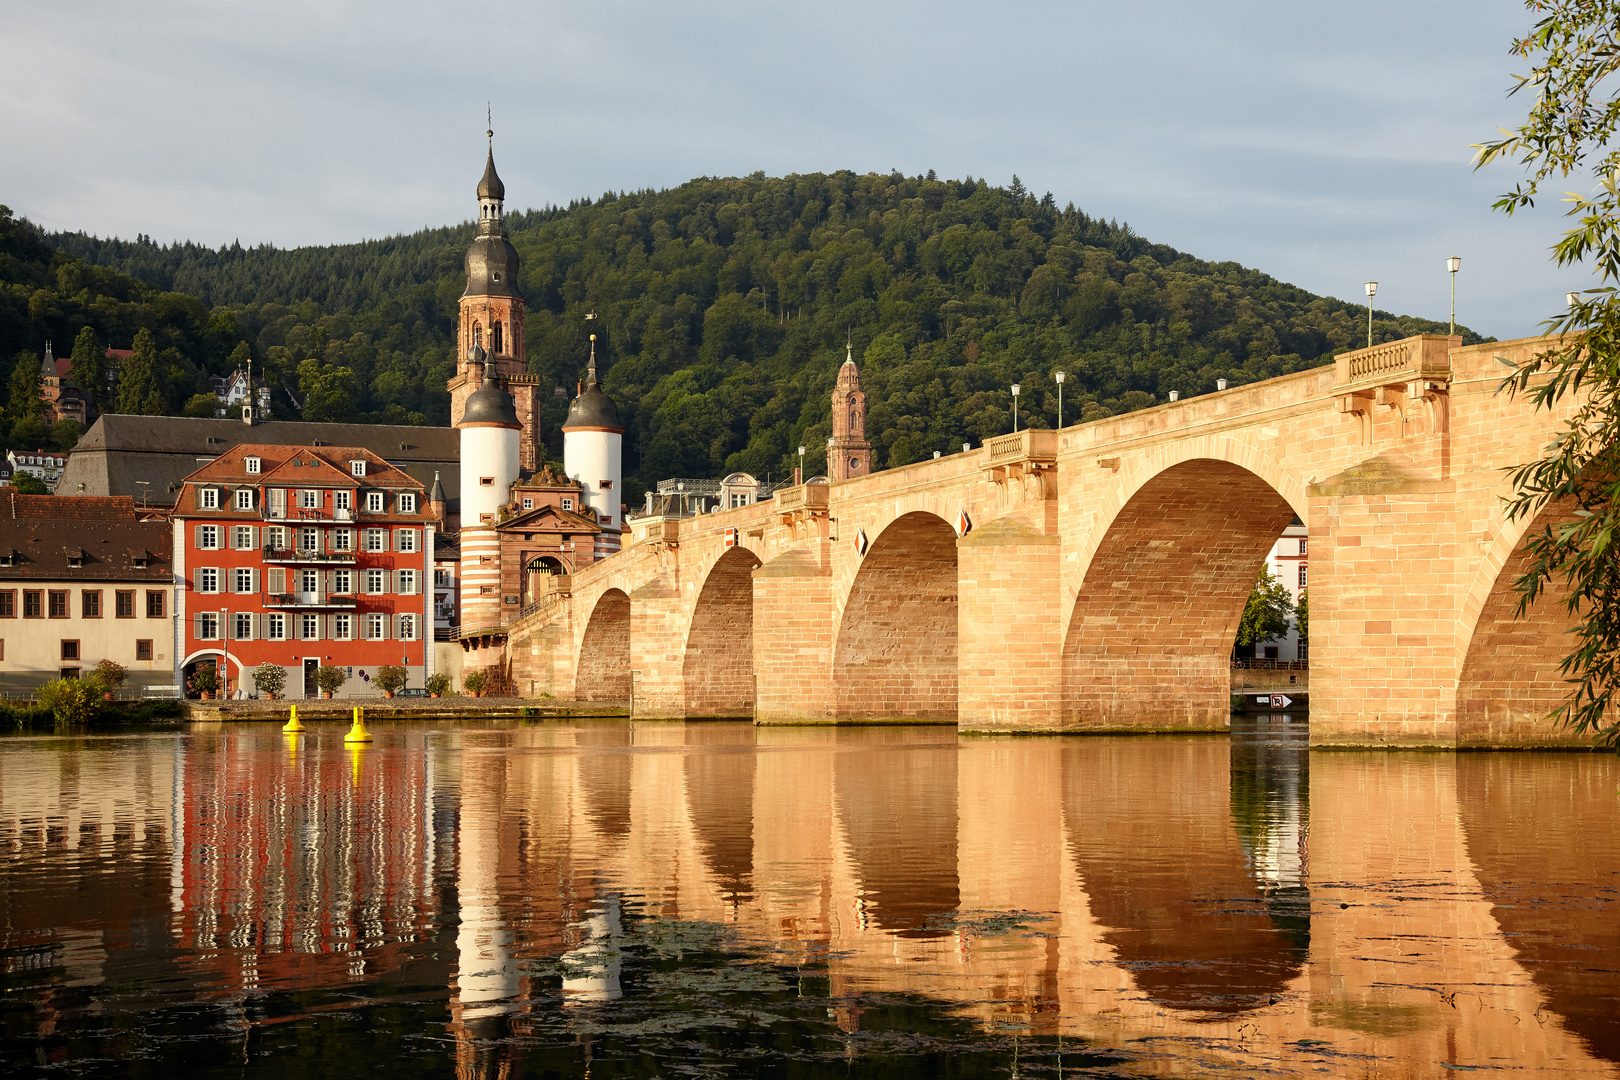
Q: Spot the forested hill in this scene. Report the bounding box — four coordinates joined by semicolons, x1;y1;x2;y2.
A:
13;171;1484;498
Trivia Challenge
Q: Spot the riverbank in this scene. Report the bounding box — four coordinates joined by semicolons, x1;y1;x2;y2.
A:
186;698;629;723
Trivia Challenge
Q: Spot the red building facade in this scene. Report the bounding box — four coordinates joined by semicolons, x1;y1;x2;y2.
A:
171;444;436;698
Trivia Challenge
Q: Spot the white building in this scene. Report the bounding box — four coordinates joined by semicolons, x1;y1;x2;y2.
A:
6;450;68;492
1253;521;1308;662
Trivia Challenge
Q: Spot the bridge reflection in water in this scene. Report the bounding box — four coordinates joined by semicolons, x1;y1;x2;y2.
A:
0;720;1617;1077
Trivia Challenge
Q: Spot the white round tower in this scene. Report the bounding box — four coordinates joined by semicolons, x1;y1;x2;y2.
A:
457;344;521;627
562;333;624;557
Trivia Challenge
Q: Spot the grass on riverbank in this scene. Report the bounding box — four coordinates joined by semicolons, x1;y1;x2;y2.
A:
3;698;185;731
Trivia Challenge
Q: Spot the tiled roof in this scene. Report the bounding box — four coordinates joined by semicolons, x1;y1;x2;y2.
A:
0;495;171;582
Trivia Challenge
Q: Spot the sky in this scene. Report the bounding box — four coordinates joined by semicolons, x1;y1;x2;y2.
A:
0;0;1590;340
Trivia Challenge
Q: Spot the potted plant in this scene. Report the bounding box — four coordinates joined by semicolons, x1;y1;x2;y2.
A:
93;659;128;701
252;662;287;700
374;665;407;698
189;666;218;700
424;672;450;698
462;670;488;698
314;665;347;699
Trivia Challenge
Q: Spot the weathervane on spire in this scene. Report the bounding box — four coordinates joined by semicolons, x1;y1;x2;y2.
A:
487;102;493;146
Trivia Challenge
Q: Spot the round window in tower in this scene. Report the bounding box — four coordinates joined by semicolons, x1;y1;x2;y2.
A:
850;457;860;471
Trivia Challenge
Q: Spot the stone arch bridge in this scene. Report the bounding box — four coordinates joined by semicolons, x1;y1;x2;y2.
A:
494;335;1580;747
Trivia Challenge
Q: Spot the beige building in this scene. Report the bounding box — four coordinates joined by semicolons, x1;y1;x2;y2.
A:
0;491;175;695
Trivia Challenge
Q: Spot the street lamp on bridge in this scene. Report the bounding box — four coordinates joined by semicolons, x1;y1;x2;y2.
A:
1011;384;1020;432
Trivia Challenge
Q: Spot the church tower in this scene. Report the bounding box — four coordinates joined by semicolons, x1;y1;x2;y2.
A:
448;130;543;472
829;340;871;481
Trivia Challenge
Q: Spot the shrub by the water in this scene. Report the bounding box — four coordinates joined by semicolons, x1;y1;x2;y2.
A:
38;678;105;726
424;672;451;696
92;659;128;694
252;663;287;698
462;670;488;696
373;665;407;695
314;665;347;695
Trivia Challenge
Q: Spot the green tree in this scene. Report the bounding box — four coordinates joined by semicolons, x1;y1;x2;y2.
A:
1474;0;1620;743
1235;566;1296;648
11;472;47;494
68;326;102;411
297;358;359;422
7;350;42;419
38;677;103;725
182;392;219;418
50;418;84;452
1295;589;1308;644
116;328;164;415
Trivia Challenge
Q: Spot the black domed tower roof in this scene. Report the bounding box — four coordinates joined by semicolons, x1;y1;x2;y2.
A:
457;345;520;428
477;148;505;201
562;333;623;432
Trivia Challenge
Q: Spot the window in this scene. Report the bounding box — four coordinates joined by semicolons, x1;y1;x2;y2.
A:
197;568;219;594
300;489;320;510
197;612;219;640
366;613;386;640
201;488;219;510
301;613;320;640
234;488;254;510
366;491;384;513
298;569;318;595
59;667;79;681
335;490;351;511
233;612;254;640
1298;639;1309;661
234;567;255;593
434;569;448;587
398;493;417;513
333;570;352;594
233;526;255;550
1298;565;1307;590
479;477;494;487
730;493;749;508
599;479;613;490
522;498;534;510
266;567;285;594
245;456;261;474
48;590;68;618
1299;538;1307;556
561;498;573;511
82;590;101;618
116;590;135;618
350;460;366;477
396;530;418;553
61;640;79;660
266;613;285;641
299;527;319;552
136;639;153;661
398;614;416;641
333;614;353;640
364;529;386;552
23;591;43;618
146;591;165;618
266;526;287;550
1264;646;1279;660
198;525;221;550
0;590;13;618
333;529;352;552
367;569;386;594
397;570;416;595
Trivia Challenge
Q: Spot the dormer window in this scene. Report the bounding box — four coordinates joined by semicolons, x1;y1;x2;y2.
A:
133;555;149;568
68;551;85;568
350;460;366;478
200;487;219;510
234;488;254;510
398;492;417;513
366;491;384;513
245;456;261;475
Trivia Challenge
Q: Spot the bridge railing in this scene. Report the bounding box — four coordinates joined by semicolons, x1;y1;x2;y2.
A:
1334;334;1455;391
774;484;829;513
985;429;1059;463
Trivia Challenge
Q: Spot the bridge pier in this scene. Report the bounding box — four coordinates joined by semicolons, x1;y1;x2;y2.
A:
957;517;1064;732
752;546;837;724
628;577;686;719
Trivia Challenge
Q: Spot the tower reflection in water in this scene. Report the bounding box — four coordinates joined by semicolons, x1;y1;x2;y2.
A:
0;719;1617;1078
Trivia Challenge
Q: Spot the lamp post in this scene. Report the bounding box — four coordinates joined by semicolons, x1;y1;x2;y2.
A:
797;445;805;485
219;607;228;699
1011;384;1021;432
1054;371;1065;428
1446;257;1461;336
1364;281;1378;349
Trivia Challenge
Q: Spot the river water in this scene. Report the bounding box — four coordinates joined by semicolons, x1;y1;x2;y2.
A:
1;716;1617;1078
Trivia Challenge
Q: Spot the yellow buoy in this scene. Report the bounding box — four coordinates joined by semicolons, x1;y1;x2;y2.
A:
343;704;373;743
281;703;304;733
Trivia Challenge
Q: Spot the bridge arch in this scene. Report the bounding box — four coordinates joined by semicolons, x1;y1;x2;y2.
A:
1456;501;1583;745
576;588;630;704
1062;455;1299;728
834;510;959;722
682;545;764;717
